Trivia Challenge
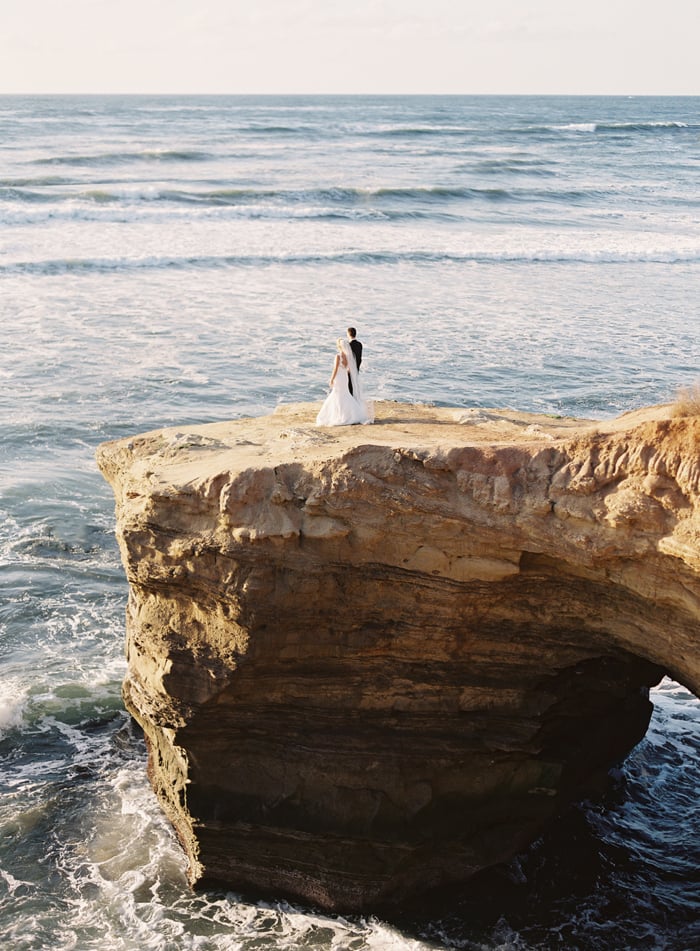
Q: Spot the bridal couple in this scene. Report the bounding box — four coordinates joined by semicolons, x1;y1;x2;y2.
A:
316;327;374;426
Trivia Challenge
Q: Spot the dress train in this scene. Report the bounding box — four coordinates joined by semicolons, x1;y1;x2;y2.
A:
316;372;373;426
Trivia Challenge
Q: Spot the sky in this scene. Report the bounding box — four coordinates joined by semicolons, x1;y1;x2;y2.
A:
2;0;697;95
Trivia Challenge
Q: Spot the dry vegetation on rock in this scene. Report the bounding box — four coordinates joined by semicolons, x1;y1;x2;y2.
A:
673;382;700;417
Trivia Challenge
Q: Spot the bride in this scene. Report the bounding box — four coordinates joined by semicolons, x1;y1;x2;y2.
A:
316;337;373;426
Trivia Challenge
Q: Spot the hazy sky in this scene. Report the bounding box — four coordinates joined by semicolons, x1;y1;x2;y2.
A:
2;0;697;95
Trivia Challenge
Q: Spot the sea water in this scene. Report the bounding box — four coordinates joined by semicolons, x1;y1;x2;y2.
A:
1;94;699;949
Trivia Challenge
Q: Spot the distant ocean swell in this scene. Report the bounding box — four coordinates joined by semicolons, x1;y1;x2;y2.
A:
10;117;690;143
364;119;694;136
519;119;693;134
3;246;700;276
31;149;214;166
3;186;698;235
3;183;673;203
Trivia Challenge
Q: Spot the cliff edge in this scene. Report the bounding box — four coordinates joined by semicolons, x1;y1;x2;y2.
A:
97;401;700;911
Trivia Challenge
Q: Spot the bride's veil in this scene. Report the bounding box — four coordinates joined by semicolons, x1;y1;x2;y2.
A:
339;339;360;397
339;338;374;423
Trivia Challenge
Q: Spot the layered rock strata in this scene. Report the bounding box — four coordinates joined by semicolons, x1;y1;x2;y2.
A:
97;401;700;911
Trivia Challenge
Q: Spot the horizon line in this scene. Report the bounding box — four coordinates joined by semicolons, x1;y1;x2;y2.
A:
1;90;699;98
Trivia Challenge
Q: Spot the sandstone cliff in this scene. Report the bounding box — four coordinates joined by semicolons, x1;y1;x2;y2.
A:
97;401;700;911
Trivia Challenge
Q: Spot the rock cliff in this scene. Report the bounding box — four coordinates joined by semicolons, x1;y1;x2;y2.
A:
97;401;700;911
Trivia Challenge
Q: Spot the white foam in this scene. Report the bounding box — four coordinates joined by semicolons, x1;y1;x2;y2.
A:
558;123;597;133
0;680;28;736
37;751;442;950
0;868;33;896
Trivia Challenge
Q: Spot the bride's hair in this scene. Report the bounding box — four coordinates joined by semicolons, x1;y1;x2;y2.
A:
336;338;349;366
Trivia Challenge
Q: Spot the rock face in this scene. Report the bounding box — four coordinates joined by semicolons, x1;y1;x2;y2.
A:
97;401;700;912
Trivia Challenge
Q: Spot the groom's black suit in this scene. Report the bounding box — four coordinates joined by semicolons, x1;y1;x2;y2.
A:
348;338;362;395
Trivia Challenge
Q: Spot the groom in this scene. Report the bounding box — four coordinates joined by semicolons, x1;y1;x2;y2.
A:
347;327;362;396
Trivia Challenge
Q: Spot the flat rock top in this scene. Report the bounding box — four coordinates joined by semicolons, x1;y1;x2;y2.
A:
98;400;674;490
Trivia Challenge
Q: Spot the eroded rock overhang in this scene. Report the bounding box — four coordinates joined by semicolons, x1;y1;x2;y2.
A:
97;401;700;911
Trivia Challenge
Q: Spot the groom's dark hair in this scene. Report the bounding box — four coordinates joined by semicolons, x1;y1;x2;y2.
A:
347;327;357;338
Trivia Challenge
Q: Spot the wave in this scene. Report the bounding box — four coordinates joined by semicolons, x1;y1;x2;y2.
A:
33;149;214;167
556;122;598;133
0;679;28;737
530;120;692;135
469;158;556;176
5;246;700;276
367;125;477;137
1;182;621;213
0;175;75;188
348;119;694;140
9;182;697;231
240;124;321;135
2;183;509;205
595;120;691;132
0;197;466;227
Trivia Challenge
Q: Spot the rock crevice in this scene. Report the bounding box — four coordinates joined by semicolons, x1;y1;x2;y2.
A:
97;402;700;911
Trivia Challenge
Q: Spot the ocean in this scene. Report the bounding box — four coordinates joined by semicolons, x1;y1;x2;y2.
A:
1;94;699;950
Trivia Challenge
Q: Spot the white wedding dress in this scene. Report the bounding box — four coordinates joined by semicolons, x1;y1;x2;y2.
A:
316;341;373;427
